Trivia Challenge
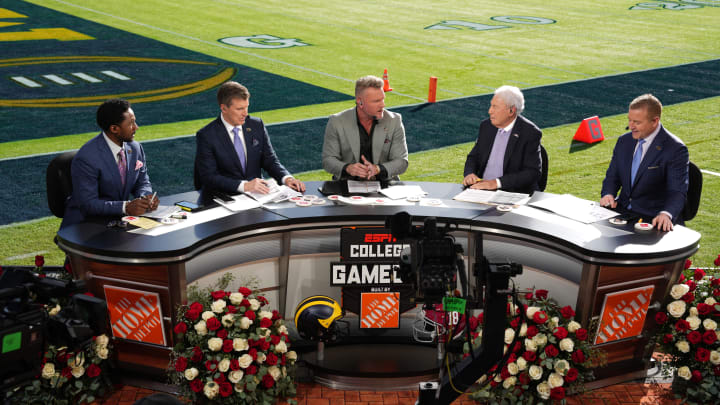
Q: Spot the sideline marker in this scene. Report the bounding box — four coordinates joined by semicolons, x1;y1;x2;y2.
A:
573;116;605;144
428;76;437;103
382;69;393;92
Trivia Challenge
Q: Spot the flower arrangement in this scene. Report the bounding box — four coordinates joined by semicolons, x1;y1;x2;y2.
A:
169;286;297;404
650;261;720;405
465;289;602;404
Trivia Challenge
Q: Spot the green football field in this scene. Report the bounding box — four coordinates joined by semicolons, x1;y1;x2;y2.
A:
2;0;719;266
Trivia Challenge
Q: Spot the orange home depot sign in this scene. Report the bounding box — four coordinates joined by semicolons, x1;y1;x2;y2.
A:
103;285;166;346
360;292;400;329
594;285;654;345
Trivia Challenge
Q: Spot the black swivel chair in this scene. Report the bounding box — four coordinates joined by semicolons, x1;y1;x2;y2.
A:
538;144;549;192
681;161;702;222
194;161;202;190
46;151;76;218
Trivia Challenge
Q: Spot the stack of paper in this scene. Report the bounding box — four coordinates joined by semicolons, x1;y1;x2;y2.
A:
453;189;530;205
379;185;428;200
528;194;618;224
214;194;262;212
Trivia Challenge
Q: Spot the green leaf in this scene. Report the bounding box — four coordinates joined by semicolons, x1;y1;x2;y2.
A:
74;380;83;389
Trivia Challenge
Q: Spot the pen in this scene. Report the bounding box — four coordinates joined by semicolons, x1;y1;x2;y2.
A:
150;191;157;202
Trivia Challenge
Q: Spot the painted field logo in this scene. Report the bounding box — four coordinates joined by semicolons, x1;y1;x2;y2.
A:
104;285;166;346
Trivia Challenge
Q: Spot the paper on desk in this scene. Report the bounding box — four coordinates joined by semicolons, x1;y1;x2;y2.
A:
347;180;381;194
126;216;162;229
453;189;530;205
245;185;302;205
141;205;180;219
215;194;262;212
529;194;618;224
128;205;237;236
379;185;427;200
335;196;414;206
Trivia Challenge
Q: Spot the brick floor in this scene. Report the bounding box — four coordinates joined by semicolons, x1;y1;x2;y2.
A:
97;381;682;404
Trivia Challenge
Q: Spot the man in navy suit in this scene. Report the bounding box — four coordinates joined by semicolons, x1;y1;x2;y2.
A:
601;94;688;232
195;81;305;194
61;99;158;228
463;85;542;194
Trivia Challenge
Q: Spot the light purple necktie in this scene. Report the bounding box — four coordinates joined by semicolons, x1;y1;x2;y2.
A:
482;128;510;180
232;127;246;171
117;150;127;186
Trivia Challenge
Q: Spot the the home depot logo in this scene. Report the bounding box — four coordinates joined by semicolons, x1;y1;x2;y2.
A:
595;285;654;345
360;292;400;329
104;285;166;346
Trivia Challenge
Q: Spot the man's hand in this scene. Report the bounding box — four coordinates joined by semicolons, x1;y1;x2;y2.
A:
345;162;371;178
144;193;159;211
245;178;270;194
652;212;674;232
463;173;480;187
360;156;379;180
600;194;617;209
470;179;498;190
126;197;151;215
285;177;306;192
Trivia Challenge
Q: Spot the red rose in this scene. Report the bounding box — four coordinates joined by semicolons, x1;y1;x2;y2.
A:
526;325;539;338
553;327;568;340
533;311;548;324
682;292;695;303
249;348;258;360
468;315;479;332
507;353;517;364
206;317;221;331
686;280;697;292
35;255;44;268
190;379;204;393
655;312;668;324
535;289;548;299
245;310;256;320
679;274;686;282
246;365;257;375
272;310;282;321
694;268;705;280
230;359;240;370
522;351;537;362
695;347;710;362
186;309;200;321
571;349;585;364
262;373;275;388
260;318;273;328
565;368;578;383
258;296;268;306
550;387;565;400
240;299;251;308
220;381;233;397
226;305;237;314
703;330;717;345
238;287;252;296
214;373;226;384
663;334;674;344
261;340;271;351
490;379;499;388
510;317;520;328
190;302;204;312
173;322;187;334
281;354;286;365
715;255;720;267
697;303;712;316
518;372;530;385
575;328;588;341
211;290;226;300
271;335;281;345
174;357;188;372
560;306;575;319
477;312;484;324
687;331;702;345
691;370;702;382
217;329;228;339
714;288;720;297
191;346;203;362
684;259;692;269
545;344;559;358
266;352;278;366
715;365;720;376
205;360;217;371
61;367;72;378
85;363;101;378
713;276;720;286
675;319;690;333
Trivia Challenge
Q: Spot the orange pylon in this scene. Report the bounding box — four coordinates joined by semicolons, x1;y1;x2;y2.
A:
382;69;393;92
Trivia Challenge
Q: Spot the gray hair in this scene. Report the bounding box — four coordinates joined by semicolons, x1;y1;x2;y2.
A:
355;75;383;97
494;85;525;115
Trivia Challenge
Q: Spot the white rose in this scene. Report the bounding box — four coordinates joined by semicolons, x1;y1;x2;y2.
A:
249;299;261;311
239;317;253;329
532;333;547;348
218;359;230;372
505;328;515;344
278;324;288;335
97;347;109;360
548;372;564;388
677;366;692;380
717;331;720;341
268;365;282;380
208;337;223;351
259;310;273;319
686;316;701;330
667;300;687;318
184;367;199;380
95;334;109;348
234;382;244;393
211;299;226;314
257;352;266;364
549;317;560;329
670;284;690;300
516;357;527;371
704;319;717;331
204;381;219;399
229;292;244;305
194;320;208;336
48;304;61;316
41;363;55;379
705;297;717;306
519;323;527;337
229;370;244;383
525;339;538;352
528;365;544;380
69;353;85;368
202;311;215;321
509;303;518;315
507;362;519;375
275;340;288;353
287;351;298;362
710;351;720;366
71;366;85;378
536;382;551;400
476;375;487;384
238;354;253;369
567;321;581;333
494;374;502;382
233;338;249;351
559;338;574;352
221;314;234;328
554;359;570;375
689;307;699;317
676;340;690;353
526;306;541;319
502;376;517;390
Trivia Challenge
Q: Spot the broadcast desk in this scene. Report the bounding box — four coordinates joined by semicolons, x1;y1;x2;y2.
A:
56;181;700;387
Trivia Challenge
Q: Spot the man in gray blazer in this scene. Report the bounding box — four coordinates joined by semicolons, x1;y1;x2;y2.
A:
322;75;408;180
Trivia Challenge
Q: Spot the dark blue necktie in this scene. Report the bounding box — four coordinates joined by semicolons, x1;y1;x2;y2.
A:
630;138;646;186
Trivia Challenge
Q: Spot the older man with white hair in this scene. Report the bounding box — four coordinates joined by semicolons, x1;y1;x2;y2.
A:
462;85;543;194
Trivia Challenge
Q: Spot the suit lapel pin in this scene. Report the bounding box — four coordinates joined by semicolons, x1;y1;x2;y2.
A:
513;133;519;138
246;127;252;132
656;146;662;150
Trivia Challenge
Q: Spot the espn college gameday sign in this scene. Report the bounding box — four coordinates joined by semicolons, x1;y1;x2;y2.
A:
103;285;166;346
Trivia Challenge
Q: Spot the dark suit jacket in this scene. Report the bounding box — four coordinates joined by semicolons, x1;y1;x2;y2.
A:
195;115;290;193
61;133;152;228
601;125;688;222
463;115;543;194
